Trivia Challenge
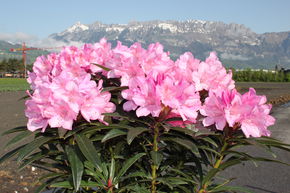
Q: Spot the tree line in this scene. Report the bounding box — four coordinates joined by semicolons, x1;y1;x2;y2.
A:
0;58;32;74
231;68;290;82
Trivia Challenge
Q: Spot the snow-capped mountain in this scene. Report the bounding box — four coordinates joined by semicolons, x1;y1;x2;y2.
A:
49;20;290;69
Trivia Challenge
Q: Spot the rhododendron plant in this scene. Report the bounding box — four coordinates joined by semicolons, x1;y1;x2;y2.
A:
1;38;290;193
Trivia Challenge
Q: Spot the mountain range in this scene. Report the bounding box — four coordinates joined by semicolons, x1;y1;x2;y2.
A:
2;20;290;69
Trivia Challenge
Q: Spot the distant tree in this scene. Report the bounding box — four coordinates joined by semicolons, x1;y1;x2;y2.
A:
0;58;23;73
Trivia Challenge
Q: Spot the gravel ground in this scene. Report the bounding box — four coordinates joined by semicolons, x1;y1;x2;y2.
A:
0;82;290;193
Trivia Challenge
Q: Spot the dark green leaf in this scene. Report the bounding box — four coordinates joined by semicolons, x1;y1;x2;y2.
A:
5;130;32;148
168;126;197;136
115;153;146;181
91;63;111;71
0;145;25;164
201;137;218;148
202;168;220;186
162;137;199;155
127;127;149;145
101;129;126;142
102;86;128;92
34;183;49;193
150;151;163;168
122;171;150;180
75;133;102;171
157;177;174;190
19;152;44;170
66;146;84;191
17;136;53;162
1;126;28;136
50;181;73;188
218;159;242;170
109;158;115;181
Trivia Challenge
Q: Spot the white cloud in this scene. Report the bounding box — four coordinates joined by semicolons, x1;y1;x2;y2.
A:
0;32;38;43
0;32;84;51
221;53;251;61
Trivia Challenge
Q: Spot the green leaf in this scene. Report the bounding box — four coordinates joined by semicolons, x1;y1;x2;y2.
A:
50;180;73;188
150;151;163;168
102;86;129;92
66;146;84;191
1;126;28;136
122;171;150;180
209;185;254;193
109;158;115;181
0;145;25;164
162;137;199;155
101;129;126;142
218;159;242;170
202;168;220;186
201;137;218;148
34;183;49;193
115;153;146;181
17;136;53;162
168;126;197;136
5;130;32;148
34;173;65;193
18;152;45;170
127;127;149;145
75;133;102;171
82;124;132;135
91;63;111;71
157;177;174;190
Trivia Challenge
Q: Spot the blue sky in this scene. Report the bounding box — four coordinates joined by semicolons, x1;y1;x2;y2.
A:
0;0;289;40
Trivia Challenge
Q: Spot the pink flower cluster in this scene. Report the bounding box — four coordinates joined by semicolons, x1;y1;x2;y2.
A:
26;38;275;138
200;88;275;137
25;39;115;131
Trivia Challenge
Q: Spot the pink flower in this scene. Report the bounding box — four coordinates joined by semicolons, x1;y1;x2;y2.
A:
174;52;200;83
25;99;48;132
238;88;275;137
122;76;162;117
201;88;275;138
25;39;116;132
141;43;174;80
201;89;242;130
80;80;116;124
157;76;201;122
191;52;235;93
107;42;145;86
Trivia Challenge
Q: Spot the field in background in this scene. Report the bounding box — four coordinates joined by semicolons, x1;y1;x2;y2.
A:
0;78;29;91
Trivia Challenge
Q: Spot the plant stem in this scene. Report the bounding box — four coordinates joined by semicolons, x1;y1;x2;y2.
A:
198;141;228;193
214;141;228;168
151;124;159;193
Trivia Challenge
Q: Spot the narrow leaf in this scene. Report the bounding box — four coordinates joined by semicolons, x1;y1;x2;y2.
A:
102;86;128;92
5;131;32;148
150;151;163;168
1;126;28;136
162;137;199;155
109;158;115;181
127;127;148;145
91;63;111;71
115;153;146;181
17;136;53;162
101;129;126;143
66;146;84;191
75;133;102;171
0;145;25;164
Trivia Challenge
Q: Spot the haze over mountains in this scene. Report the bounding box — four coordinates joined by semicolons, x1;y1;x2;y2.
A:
2;20;290;69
